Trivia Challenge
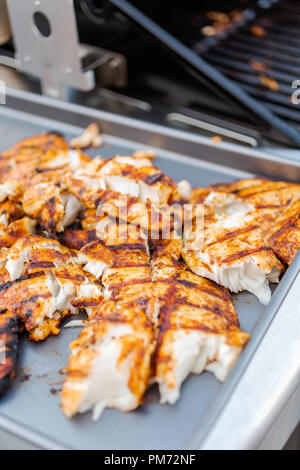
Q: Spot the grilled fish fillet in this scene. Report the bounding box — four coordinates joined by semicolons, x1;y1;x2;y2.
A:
3;235;76;281
62;221;155;419
150;252;249;404
0;181;23;203
71;218;155;330
0;217;37;249
23;183;82;236
64;221;249;416
0;133;90;192
64;153;180;233
182;212;284;304
0;236;101;341
202;181;300;265
61;305;154;420
59;228;97;251
65;174;179;234
70;154;176;204
182;178;299;303
199;179;300;231
76;219;153;313
0;199;36;248
0;310;19;395
190;178;270;204
265;200;300;265
236;180;300;208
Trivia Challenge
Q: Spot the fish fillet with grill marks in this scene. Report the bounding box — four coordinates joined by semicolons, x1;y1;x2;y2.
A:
22;183;83;237
182;179;298;304
64;154;180;233
0;310;19;395
62;221;249;418
151;254;250;404
199;179;300;265
265;200;300;265
59;228;98;251
61;305;154;420
62;220;155;419
0;236;101;341
69;153;175;204
0;133;91;236
0;133;90;193
193;179;300;233
182;212;284;305
0;199;36;248
75;219;153;315
235;180;300;207
190;178;270;205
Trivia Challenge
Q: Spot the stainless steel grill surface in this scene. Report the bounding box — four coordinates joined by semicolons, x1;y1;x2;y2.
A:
0;89;299;450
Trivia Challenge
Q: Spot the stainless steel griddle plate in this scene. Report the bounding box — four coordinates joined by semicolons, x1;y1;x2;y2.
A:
0;88;299;450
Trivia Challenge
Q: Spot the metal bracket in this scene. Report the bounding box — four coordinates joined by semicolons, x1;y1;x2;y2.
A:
6;0;126;98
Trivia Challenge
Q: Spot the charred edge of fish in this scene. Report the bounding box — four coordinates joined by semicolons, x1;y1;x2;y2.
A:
0;271;45;292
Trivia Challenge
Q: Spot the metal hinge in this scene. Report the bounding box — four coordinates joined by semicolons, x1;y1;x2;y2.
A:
6;0;127;99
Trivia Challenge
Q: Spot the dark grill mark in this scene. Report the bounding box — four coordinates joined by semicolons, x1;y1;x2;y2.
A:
155;285;177;353
242;183;291;198
144;173;164;185
21;293;51;304
207;224;259;247
223;246;268;263
28;261;55;269
0;271;44;292
35;166;65;173
45;196;57;235
177;279;197;288
71;299;101;308
108;243;146;252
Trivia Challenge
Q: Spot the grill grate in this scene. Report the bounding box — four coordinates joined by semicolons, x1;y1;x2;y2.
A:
133;0;300;133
